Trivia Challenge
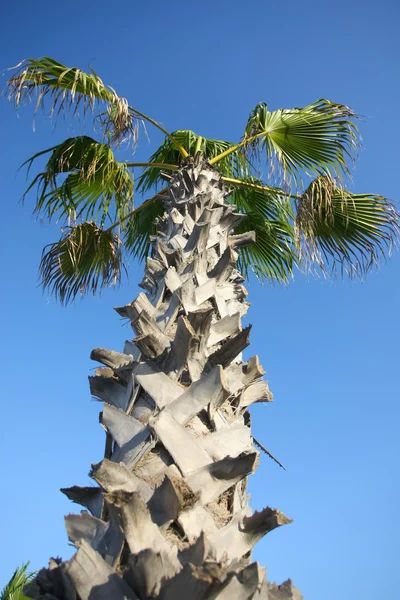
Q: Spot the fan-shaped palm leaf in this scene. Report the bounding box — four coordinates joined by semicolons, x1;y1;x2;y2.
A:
7;57;136;145
40;222;124;304
227;176;293;219
227;177;296;281
23;136;134;225
236;213;296;282
241;100;359;185
295;176;400;276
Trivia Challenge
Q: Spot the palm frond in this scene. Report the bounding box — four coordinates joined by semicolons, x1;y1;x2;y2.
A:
40;222;124;304
6;57;136;145
136;131;251;194
228;176;293;220
227;177;296;281
23;136;133;225
295;176;400;276
237;215;296;282
243;100;359;185
1;563;35;600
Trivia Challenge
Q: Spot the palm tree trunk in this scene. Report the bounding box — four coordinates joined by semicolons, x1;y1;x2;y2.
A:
26;154;303;600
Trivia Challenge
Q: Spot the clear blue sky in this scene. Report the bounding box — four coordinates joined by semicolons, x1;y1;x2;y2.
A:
1;1;399;598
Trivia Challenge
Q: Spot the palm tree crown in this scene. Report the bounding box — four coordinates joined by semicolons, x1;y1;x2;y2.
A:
6;57;399;303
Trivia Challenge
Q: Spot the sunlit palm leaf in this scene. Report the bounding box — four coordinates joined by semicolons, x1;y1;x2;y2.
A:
7;57;136;145
1;563;35;600
40;222;124;304
24;136;133;225
136;131;251;194
243;100;359;185
228;176;293;220
295;176;400;276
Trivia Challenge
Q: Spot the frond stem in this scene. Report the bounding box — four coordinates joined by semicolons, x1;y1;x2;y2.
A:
128;107;189;159
194;136;203;154
125;162;179;171
222;177;298;199
209;132;265;165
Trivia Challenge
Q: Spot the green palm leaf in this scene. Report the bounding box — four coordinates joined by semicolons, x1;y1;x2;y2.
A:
8;57;115;105
1;563;35;600
40;222;124;304
228;177;293;219
136;131;251;194
236;214;296;282
228;177;296;281
243;100;359;185
7;57;136;145
23;136;133;225
295;177;400;276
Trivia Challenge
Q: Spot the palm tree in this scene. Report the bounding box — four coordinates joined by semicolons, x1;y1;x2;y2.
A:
5;57;399;600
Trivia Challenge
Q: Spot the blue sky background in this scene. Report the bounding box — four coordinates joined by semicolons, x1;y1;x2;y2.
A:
1;1;399;598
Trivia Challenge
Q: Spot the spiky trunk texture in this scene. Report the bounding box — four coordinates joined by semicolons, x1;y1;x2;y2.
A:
26;156;303;600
